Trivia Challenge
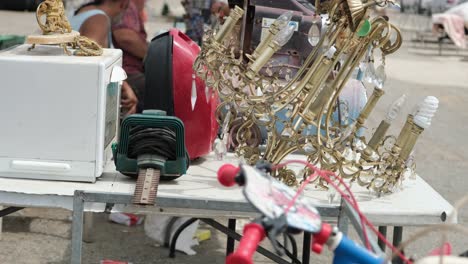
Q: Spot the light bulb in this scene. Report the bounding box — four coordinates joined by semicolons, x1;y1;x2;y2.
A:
413;96;439;129
274;24;295;46
386;94;406;123
275;11;293;29
325;46;337;59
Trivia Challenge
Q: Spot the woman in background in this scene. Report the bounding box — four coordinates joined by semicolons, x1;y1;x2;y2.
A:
70;0;138;116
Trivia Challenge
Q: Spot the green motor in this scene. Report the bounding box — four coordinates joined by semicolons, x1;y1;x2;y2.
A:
112;110;189;204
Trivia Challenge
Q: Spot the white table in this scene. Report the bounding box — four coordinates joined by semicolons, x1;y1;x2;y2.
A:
0;154;455;264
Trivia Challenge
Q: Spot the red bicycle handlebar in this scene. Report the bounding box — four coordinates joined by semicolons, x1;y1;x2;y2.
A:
226;223;266;264
217;164;240;187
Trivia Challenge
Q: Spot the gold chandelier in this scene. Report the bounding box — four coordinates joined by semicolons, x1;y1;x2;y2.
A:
194;0;439;194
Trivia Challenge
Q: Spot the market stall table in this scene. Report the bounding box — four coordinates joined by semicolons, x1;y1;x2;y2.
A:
0;154;455;264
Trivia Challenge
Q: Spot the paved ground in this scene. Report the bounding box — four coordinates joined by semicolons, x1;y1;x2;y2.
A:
0;4;467;264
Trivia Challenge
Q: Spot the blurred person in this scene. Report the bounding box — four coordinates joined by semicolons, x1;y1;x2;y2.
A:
182;0;212;44
211;0;230;25
112;0;149;113
70;0;138;116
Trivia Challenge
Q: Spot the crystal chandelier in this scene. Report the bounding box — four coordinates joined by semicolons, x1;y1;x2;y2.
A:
194;0;439;194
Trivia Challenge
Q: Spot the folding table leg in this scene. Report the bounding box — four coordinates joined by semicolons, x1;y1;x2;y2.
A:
71;191;85;264
0;205;25;240
0;206;2;241
302;232;311;264
392;226;404;264
393;226;403;247
378;226;387;251
337;198;350;235
83;212;94;243
226;219;236;255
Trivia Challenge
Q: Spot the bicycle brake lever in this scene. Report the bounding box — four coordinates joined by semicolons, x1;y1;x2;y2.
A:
263;214;288;255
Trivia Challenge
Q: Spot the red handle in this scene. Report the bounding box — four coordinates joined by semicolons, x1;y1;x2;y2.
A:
226;223;266;264
217;164;240;187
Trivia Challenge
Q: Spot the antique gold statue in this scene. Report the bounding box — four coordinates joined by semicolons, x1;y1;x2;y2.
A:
36;0;72;34
26;0;102;56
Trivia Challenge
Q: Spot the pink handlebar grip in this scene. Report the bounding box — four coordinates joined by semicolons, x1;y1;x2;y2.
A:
217;164;240;187
226;223;266;264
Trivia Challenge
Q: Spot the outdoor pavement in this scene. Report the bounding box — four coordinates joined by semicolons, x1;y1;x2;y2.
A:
0;2;467;263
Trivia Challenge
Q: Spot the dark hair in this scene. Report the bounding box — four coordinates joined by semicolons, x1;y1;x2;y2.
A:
74;0;104;15
74;0;121;15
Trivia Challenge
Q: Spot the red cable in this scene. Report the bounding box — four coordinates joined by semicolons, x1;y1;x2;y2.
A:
283;171;319;214
274;160;370;249
273;160;412;264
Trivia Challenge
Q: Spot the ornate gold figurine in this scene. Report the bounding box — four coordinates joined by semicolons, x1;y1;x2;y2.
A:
195;0;439;194
26;0;103;56
36;0;72;34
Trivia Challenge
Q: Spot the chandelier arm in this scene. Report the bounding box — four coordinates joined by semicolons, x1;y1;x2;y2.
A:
323;21;390;140
246;18;346;106
267;24;345;111
315;38;359;145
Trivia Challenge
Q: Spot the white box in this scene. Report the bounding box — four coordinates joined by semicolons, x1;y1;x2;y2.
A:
0;44;124;182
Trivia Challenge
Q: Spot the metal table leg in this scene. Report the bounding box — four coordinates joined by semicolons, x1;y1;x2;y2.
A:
83;212;94;243
392;226;404;264
226;218;236;255
201;218;291;264
71;191;85;264
302;232;311;264
0;206;2;241
337;199;350;235
393;226;403;246
378;226;387;251
0;206;24;217
0;206;25;241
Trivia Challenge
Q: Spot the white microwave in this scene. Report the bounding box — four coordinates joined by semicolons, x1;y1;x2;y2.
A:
0;44;126;182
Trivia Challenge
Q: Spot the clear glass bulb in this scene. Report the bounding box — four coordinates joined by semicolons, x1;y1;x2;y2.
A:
275;11;293;30
386;94;406;123
413;96;439;129
325;46;337;59
274;24;295;46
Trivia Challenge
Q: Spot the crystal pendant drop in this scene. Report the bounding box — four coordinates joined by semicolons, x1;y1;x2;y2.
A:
206;73;215;87
238;100;249;110
191;74;197;111
355;139;366;151
327;188;338;204
256;87;263;96
259;113;270;123
308;22;321;46
359;62;367;72
364;62;376;84
220;82;232;96
285;69;292;81
231;75;240;87
213;138;227;160
354;152;361;163
303;142;315;153
282;127;294;137
343;147;354;161
374;65;387;89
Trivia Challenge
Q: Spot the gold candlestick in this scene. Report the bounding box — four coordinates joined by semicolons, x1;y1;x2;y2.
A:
214;6;244;44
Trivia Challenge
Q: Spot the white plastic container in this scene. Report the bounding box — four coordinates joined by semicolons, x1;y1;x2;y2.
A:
0;44;126;182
